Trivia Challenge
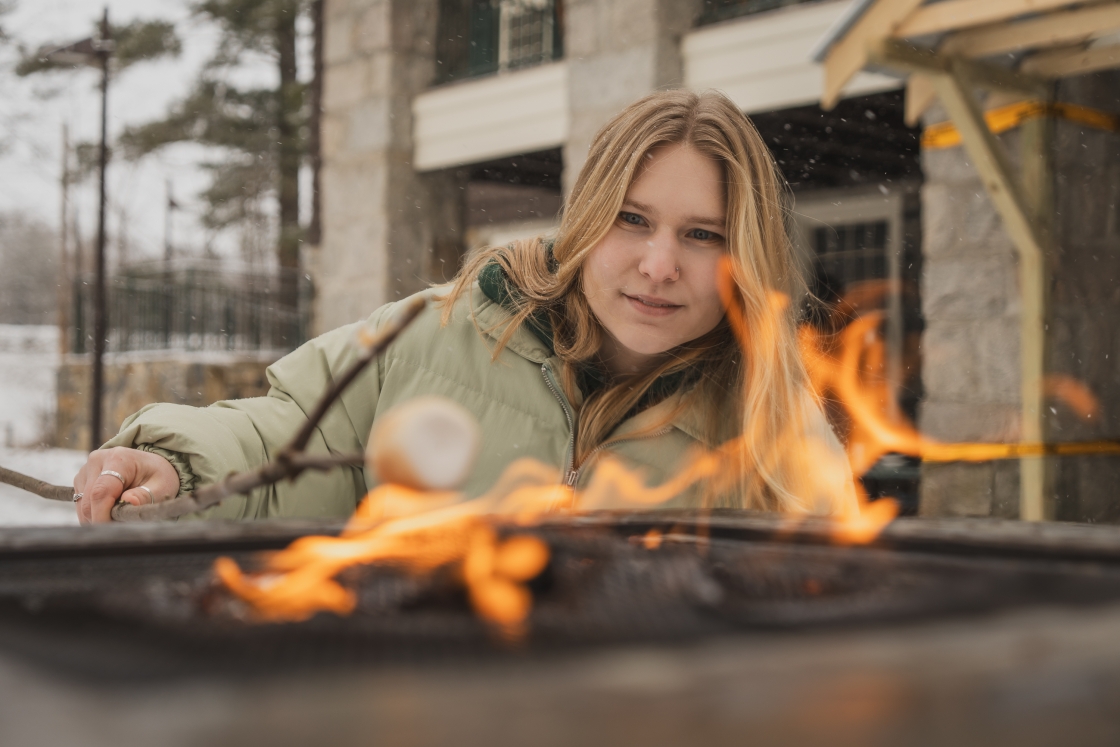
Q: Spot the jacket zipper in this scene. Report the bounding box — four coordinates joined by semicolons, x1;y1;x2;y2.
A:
542;362;675;489
565;426;673;488
541;362;577;485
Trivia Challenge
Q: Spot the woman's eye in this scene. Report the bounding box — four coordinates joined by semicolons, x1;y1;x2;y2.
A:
619;212;645;226
689;228;720;242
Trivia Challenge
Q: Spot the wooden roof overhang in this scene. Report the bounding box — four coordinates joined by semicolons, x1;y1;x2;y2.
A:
812;0;1120;522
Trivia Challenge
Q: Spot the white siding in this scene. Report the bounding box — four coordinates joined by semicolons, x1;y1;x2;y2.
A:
413;62;569;171
683;0;900;114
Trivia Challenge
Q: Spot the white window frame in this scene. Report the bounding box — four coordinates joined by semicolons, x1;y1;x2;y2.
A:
790;187;907;420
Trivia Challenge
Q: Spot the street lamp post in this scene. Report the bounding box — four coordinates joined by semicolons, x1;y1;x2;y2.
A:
36;8;114;449
91;8;111;449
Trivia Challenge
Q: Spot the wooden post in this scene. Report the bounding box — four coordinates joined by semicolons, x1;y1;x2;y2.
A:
929;68;1049;522
1020;98;1055;520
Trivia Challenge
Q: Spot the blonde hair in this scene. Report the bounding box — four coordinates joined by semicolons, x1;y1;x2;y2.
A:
442;89;820;512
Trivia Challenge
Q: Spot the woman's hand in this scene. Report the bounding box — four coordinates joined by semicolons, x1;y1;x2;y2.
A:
73;447;181;525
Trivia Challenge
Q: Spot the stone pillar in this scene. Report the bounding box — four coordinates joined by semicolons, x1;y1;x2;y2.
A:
919;73;1120;521
317;0;467;333
562;0;702;194
917;112;1024;519
1048;72;1120;523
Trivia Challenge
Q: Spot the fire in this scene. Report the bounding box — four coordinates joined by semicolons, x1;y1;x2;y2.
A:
1043;374;1100;421
215;262;1104;632
216;469;565;634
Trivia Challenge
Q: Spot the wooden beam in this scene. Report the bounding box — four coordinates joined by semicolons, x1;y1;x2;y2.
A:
1022;43;1120;77
822;0;927;110
895;0;1090;39
904;73;937;126
942;3;1120;59
870;39;1049;97
928;68;1049;522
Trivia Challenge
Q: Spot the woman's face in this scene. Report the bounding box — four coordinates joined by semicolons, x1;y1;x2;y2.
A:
582;143;728;376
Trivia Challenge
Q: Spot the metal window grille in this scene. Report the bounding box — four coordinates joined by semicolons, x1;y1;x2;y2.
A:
813;221;890;291
70;267;312;355
500;0;554;71
436;0;562;84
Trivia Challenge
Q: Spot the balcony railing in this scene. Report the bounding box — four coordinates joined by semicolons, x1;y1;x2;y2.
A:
435;0;563;85
70;265;313;355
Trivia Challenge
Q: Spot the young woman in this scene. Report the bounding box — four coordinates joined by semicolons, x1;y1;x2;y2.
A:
72;89;855;524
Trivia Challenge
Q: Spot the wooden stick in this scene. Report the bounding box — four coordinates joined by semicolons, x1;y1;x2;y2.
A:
107;452;366;521
0;465;73;502
109;295;427;522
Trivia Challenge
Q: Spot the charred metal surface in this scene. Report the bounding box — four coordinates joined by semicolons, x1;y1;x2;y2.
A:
5;513;1120;684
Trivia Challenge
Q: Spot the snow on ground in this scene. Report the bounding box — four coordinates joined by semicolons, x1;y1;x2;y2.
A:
0;325;81;525
0;447;84;526
0;324;58;448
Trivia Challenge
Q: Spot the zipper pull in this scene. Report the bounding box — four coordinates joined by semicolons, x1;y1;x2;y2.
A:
564;468;579;487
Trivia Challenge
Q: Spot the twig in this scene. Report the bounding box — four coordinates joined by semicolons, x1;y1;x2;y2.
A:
107;452;366;521
0;465;73;502
109;296;425;522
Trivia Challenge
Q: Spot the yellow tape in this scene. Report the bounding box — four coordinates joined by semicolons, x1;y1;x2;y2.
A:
922;100;1120;149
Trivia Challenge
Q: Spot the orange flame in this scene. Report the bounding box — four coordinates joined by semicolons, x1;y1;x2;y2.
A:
219;264;1111;630
1044;374;1100;421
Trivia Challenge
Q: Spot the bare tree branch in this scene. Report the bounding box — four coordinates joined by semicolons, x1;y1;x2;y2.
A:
0;296;424;519
110;296;426;522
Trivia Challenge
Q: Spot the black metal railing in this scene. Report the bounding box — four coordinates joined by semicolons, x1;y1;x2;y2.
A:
435;0;563;85
70;266;313;355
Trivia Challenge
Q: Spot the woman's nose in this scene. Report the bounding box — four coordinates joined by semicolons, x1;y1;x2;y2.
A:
637;231;680;283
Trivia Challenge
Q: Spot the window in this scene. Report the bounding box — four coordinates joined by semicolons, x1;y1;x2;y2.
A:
813;221;890;293
436;0;564;85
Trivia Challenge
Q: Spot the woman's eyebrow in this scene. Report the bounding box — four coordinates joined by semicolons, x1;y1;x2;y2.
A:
624;200;725;228
684;215;726;228
622;199;656;215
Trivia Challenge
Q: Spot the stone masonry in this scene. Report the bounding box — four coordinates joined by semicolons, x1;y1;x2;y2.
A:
317;0;706;333
317;0;467;332
57;355;274;452
919;72;1120;521
1048;73;1120;523
563;0;702;193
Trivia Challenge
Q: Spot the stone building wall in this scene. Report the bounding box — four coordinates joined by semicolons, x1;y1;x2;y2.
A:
56;354;275;451
919;72;1120;521
316;0;467;333
316;0;706;331
917;115;1024;519
563;0;701;193
1049;72;1120;523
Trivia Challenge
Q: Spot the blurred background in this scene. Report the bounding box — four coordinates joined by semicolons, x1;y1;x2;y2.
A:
0;0;1118;525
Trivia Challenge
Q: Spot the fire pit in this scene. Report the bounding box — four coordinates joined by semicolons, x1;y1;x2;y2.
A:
5;511;1120;681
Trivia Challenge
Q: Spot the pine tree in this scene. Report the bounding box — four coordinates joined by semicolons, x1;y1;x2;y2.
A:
119;0;315;317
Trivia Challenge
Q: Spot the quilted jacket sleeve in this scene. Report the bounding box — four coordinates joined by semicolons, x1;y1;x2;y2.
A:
102;302;398;520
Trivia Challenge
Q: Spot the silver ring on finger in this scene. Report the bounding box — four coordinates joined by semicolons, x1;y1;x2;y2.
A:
72;492;84;503
100;469;125;485
138;485;155;505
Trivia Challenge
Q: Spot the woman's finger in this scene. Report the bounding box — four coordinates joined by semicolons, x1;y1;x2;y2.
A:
86;473;126;523
85;449;141;523
134;453;180;503
119;486;162;506
73;452;105;522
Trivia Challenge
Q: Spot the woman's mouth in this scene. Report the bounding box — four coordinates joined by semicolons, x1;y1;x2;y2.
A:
624;293;682;317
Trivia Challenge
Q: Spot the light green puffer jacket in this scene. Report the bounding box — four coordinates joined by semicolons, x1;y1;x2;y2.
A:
104;284;740;520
